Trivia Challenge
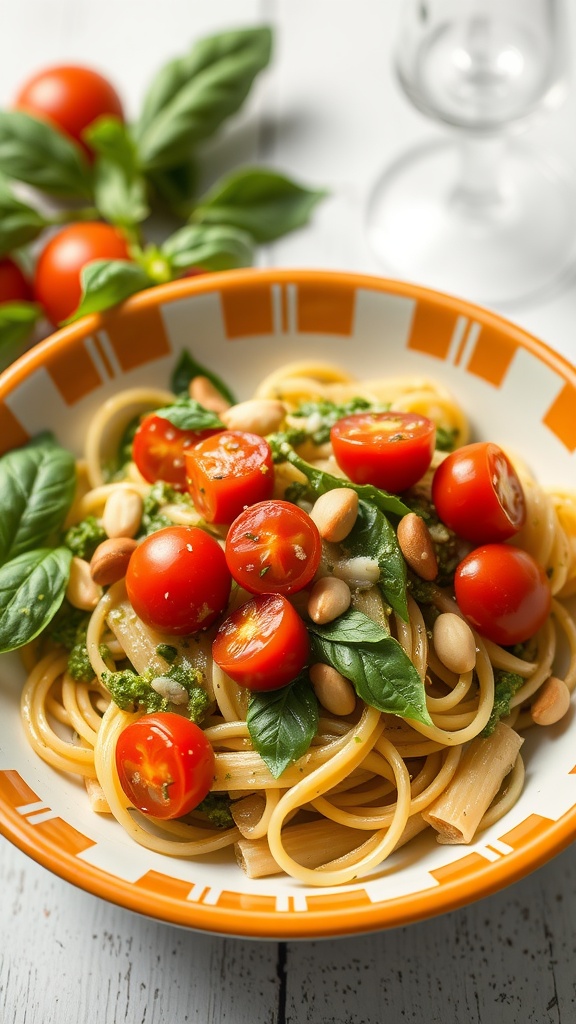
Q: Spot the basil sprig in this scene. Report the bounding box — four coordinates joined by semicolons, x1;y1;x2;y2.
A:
308;609;432;727
0;547;73;652
85;117;150;227
0;110;92;200
154;397;224;432
0;177;49;255
161;223;254;271
247;673;319;778
66;260;153;322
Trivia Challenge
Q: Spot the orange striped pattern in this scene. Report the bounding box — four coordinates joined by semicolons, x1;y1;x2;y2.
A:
466;326;518;387
216;891;278;913
0;403;29;456
104;303;171;371
134;870;197;902
47;342;102;404
296;280;355;335
499;813;554;848
0;770;94;856
430;851;489;883
0;769;39;807
221;281;274;338
542;382;576;452
307;887;373;912
407;302;457;361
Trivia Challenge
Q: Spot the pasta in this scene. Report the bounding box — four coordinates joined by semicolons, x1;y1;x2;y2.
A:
16;358;576;886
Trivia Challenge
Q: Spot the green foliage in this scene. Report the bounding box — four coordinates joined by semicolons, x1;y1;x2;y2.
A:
247;673;319;778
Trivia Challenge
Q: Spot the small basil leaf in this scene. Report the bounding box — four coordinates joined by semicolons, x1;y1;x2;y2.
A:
93;157;149;227
309;611;432;727
171;349;236;405
136;27;273;170
307;608;389;645
0;301;41;365
148;161;199;218
194;167;327;243
0;111;92;200
83;116;138;172
65;259;152;323
161;223;254;271
155;398;224;431
0;178;48;254
345;500;408;621
247;673;319;778
0;436;76;563
0;546;72;653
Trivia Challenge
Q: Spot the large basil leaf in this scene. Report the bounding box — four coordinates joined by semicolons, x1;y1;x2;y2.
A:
0;547;72;652
0;436;76;564
154;397;224;431
307;608;389;645
171;349;236;405
161;223;254;271
147;161;199;218
0;177;48;254
66;259;152;323
345;500;408;621
86;117;149;227
308;610;432;727
135;27;273;170
0;111;92;200
0;302;41;365
193;167;327;243
247;673;319;778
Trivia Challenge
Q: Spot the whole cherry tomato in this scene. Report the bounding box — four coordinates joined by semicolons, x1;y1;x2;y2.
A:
33;222;131;325
330;411;436;492
454;544;551;646
0;257;31;304
186;430;274;524
126;525;231;635
115;712;214;820
132;413;221;492
212;593;310;691
14;64;123;153
432;442;525;544
226;500;322;595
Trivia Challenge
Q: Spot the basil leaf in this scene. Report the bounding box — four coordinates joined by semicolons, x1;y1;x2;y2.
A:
135;27;273;170
65;259;152;323
161;223;254;271
0;436;76;563
0;546;72;653
0;301;41;365
194;167;327;243
307;608;389;645
0;177;48;254
0;111;92;200
171;349;236;405
309;614;432;727
93;157;149;227
148;161;199;218
155;397;224;431
83;116;137;171
345;500;408;621
247;673;319;778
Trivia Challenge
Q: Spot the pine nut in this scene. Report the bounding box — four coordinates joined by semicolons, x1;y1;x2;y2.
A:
433;612;477;675
531;676;571;726
151;676;188;704
90;537;138;587
310;488;359;543
221;399;286;435
102;488;143;539
333;555;380;589
397;512;438;581
308;576;351;624
66;556;102;610
188;375;230;413
310;663;356;716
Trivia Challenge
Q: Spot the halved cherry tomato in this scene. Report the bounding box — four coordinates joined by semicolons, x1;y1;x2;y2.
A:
115;712;214;820
126;525;231;635
0;257;31;304
432;442;525;544
225;500;322;595
212;593;310;691
454;544;551;646
330;411;436;492
14;65;124;154
186;430;274;524
132;413;221;492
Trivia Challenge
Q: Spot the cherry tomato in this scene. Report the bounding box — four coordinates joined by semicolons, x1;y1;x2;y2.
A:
212;593;310;691
14;65;123;154
454;544;551;646
33;222;131;325
0;257;31;304
126;525;231;635
115;712;214;820
225;500;322;595
186;430;274;525
330;411;436;492
432;442;525;544
132;413;221;492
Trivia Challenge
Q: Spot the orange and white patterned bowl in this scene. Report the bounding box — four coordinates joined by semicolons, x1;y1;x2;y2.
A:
0;268;575;939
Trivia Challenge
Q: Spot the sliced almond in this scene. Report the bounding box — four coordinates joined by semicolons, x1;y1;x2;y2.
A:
397;512;438;581
90;537;138;587
310;488;359;543
221;399;286;435
102;488;143;539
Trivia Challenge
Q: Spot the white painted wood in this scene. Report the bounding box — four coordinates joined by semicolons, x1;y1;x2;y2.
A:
1;1;576;1021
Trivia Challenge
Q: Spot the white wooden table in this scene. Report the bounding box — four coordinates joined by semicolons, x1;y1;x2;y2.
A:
2;2;576;1021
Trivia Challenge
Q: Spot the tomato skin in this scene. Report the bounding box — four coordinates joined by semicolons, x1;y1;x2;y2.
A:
432;442;526;544
454;544;551;646
0;257;31;304
225;500;322;595
330;411;436;492
115;712;214;820
212;593;310;691
186;430;274;525
33;222;131;325
126;526;231;635
132;414;221;492
14;65;123;153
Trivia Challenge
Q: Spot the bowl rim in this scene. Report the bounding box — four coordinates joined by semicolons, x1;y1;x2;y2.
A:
1;266;576;939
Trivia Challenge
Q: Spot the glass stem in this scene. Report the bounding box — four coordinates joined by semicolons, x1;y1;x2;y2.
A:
451;134;509;215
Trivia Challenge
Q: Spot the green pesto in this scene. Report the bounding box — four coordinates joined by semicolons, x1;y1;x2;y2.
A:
481;670;524;737
64;515;107;561
102;664;211;723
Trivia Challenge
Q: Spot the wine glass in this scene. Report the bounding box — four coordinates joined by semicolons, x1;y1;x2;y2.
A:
367;0;576;307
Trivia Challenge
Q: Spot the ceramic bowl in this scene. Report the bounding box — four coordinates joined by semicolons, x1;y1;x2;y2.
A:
1;268;575;939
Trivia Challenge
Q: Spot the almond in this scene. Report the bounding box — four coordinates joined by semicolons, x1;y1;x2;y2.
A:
90;537;138;587
309;663;356;716
397;512;438;581
66;556;102;610
308;576;351;624
310;488;359;543
221;399;286;435
102;488;143;539
188;375;230;413
433;612;476;675
531;676;571;726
